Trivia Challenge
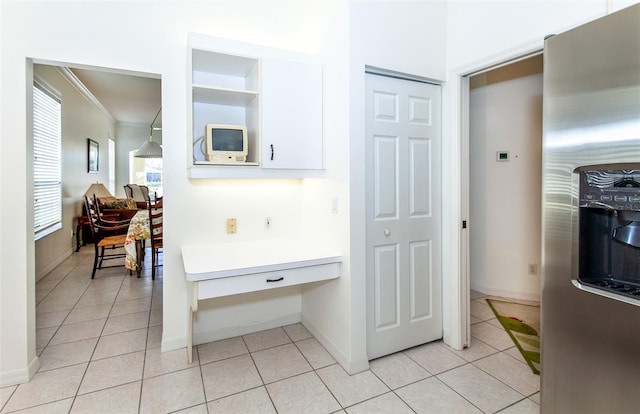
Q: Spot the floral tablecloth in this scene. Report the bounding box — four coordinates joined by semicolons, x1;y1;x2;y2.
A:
124;210;151;271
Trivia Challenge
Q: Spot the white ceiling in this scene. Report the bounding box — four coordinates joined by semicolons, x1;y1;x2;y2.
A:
70;68;162;127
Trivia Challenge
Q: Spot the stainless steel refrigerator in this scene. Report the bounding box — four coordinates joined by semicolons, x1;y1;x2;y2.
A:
541;4;640;413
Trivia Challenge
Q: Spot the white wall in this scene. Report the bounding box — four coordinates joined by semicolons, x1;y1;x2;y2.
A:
469;57;542;301
446;1;610;71
0;0;349;386
32;64;117;280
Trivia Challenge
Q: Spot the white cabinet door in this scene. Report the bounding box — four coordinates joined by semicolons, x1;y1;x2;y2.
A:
261;58;323;169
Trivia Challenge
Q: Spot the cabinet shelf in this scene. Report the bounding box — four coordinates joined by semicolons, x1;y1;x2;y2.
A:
192;50;258;79
193;160;260;167
193;85;258;107
187;165;324;179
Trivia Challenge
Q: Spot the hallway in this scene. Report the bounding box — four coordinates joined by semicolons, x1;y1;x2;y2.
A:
1;249;539;413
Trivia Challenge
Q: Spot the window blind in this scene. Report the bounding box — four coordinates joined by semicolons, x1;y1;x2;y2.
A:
33;82;62;239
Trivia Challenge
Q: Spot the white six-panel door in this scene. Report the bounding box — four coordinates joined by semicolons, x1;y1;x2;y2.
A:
365;73;442;359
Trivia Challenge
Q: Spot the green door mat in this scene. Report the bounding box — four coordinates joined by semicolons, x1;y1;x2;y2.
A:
486;298;540;375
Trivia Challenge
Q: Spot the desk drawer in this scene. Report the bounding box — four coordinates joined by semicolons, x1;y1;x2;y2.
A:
197;262;340;300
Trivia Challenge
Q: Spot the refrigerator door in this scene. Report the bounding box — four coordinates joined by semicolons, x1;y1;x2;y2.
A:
541;4;640;414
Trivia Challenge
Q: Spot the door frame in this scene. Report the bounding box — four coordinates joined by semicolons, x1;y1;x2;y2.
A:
445;39;543;350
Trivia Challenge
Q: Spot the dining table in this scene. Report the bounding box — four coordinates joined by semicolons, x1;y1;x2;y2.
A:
124;209;160;277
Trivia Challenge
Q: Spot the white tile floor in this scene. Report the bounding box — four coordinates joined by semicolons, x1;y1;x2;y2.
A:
1;248;540;413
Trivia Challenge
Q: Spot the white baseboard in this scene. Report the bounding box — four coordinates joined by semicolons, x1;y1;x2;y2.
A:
161;313;370;377
36;248;73;282
0;356;40;387
160;334;186;353
300;315;369;375
190;313;302;347
470;282;541;302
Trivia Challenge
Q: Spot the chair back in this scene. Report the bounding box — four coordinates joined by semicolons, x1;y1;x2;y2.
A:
152;193;163;209
124;184;150;207
84;194;105;245
148;195;163;246
84;195;103;243
85;194;130;240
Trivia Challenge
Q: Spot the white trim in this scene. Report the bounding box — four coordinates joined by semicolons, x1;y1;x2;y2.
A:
461;49;543;78
459;74;471;348
471;283;541;303
33;74;61;100
56;67;116;123
364;65;442;85
117;121;149;129
446;37;544;351
34;222;62;242
36;248;72;282
0;356;40;387
302;313;369;375
191;312;301;346
454;39;543;78
441;76;464;350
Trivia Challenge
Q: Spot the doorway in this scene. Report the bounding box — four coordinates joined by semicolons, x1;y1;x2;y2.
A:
365;72;443;359
30;60;162;353
31;62;161;280
467;55;543;302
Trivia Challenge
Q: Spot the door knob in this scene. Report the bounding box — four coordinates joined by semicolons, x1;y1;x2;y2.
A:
384;229;391;236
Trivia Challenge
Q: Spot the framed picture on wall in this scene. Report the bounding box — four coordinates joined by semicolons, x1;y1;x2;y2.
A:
88;138;99;173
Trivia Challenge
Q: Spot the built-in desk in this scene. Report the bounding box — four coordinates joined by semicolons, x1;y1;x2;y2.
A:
182;239;342;363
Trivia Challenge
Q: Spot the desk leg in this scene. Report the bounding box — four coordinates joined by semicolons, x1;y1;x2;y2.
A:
188;282;198;364
135;240;143;278
188;306;193;364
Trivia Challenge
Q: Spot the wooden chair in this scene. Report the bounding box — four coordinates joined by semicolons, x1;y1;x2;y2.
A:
84;195;131;279
124;184;150;209
148;194;163;279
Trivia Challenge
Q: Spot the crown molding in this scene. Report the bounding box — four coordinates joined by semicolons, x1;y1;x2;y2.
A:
56;67;116;124
116;121;148;129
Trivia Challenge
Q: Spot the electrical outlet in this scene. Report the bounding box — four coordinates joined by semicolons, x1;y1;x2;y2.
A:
528;264;538;276
227;218;237;234
265;217;272;229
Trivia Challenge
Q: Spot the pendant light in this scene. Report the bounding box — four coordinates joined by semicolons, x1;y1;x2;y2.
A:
134;107;162;158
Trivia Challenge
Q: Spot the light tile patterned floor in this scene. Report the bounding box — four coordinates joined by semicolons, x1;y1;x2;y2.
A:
0;249;540;413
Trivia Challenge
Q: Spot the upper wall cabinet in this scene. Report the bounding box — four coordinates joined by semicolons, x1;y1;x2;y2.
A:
261;59;323;170
188;33;324;178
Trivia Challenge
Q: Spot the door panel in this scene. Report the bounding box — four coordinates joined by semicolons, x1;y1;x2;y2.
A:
374;244;400;330
410;240;432;321
373;136;398;219
410;138;431;217
366;73;442;359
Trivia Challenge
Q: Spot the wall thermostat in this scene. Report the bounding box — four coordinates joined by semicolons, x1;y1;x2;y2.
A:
496;151;510;162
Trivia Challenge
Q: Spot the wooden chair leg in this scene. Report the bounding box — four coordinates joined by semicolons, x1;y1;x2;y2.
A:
98;246;105;269
151;247;156;280
91;245;99;279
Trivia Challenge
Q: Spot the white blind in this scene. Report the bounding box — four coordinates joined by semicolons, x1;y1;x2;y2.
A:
33;82;62;238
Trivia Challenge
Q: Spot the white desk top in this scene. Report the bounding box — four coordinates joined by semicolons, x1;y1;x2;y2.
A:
182;239;342;282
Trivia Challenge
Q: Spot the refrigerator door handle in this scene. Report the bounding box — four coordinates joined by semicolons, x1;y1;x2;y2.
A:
571;279;640;307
